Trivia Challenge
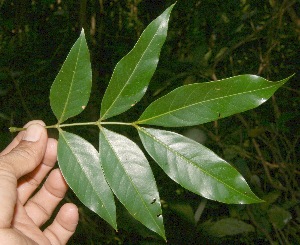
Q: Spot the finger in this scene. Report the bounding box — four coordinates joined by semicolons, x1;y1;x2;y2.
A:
25;169;68;226
0;123;48;179
0;167;17;228
10;200;51;245
18;138;58;204
0;120;45;156
43;203;78;245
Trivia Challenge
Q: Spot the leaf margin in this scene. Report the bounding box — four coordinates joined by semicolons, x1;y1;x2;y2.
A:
136;74;293;127
100;3;176;121
137;126;263;204
50;28;92;124
99;126;166;240
57;129;117;229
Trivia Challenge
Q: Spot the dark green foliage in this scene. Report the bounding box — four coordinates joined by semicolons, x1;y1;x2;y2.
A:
48;5;284;239
1;0;299;244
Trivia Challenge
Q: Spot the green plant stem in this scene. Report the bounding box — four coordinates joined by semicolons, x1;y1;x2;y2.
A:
48;122;98;128
100;122;133;126
9;121;134;133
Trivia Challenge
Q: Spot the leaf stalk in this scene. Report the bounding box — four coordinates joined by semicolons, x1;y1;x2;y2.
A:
9;121;134;132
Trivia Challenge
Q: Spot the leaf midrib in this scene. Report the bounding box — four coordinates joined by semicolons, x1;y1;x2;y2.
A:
60;131;116;226
59;35;83;124
138;127;259;202
100;18;166;120
137;81;282;124
100;128;164;236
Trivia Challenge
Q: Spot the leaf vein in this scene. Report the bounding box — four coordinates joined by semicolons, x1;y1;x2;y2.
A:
139;127;258;201
101;128;163;233
59;36;83;123
101;22;163;120
137;82;281;124
60;132;115;225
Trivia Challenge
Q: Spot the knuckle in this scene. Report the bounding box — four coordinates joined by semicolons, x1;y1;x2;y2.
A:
27;199;51;218
21;173;40;187
0;165;17;185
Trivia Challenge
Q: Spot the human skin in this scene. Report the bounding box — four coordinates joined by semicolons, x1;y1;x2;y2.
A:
0;120;79;244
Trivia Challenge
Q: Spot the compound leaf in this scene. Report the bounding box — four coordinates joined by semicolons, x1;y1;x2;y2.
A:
137;127;263;204
137;75;292;127
100;4;175;121
99;127;165;239
58;130;117;229
50;29;92;124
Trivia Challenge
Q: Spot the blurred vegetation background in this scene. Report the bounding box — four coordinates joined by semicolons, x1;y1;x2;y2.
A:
0;0;299;244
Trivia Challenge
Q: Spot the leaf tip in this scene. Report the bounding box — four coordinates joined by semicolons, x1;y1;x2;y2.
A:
286;73;295;82
240;192;265;204
273;73;295;85
168;2;176;12
80;28;85;36
113;225;118;232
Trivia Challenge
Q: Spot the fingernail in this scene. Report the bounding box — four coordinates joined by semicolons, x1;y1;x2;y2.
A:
22;124;43;142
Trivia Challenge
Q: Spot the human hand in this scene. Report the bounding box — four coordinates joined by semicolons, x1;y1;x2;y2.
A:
0;120;78;244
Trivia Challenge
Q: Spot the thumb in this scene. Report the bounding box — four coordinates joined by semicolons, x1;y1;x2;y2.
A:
0;123;48;179
0;123;48;228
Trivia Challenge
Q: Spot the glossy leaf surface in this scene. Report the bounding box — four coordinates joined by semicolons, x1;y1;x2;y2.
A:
99;127;165;239
58;130;116;229
137;75;291;127
138;127;262;204
50;29;92;123
100;4;175;120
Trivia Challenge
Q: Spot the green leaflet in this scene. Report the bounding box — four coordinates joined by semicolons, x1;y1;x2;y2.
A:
136;75;292;127
137;127;263;204
50;29;92;124
100;4;175;121
99;127;165;240
58;130;117;229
